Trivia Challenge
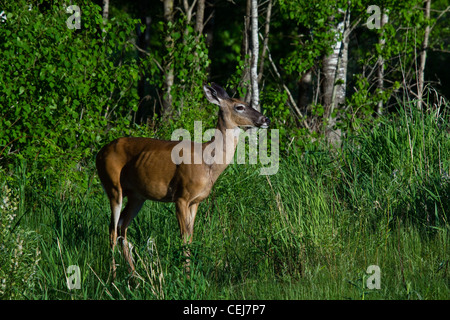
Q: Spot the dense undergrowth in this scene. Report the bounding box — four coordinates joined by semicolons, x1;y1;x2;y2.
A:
1;103;449;300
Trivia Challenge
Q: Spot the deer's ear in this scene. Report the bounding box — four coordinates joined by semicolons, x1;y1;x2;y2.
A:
203;84;221;106
211;83;230;100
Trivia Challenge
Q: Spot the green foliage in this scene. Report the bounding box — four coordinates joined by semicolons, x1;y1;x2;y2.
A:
0;0;449;301
278;0;344;75
0;0;141;174
1;104;447;300
341;101;450;227
1;0;447;171
0;182;41;299
273;0;447;139
147;16;216;140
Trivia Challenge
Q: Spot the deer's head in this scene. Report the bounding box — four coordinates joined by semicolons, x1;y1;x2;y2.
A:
203;83;270;129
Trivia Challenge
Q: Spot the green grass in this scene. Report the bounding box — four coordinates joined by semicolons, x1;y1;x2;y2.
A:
1;104;449;300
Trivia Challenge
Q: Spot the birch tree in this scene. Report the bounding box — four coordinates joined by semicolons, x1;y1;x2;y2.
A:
102;0;109;22
417;0;431;110
321;6;351;145
162;0;175;117
258;0;272;85
278;0;348;133
376;7;389;115
250;0;260;111
195;0;206;34
241;0;252;103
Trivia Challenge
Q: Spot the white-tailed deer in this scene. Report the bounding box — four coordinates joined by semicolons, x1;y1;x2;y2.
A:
96;83;270;276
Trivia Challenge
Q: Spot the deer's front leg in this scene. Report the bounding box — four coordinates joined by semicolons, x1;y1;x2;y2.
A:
176;200;199;272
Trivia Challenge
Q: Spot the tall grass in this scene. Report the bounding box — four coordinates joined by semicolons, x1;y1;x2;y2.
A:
1;102;449;299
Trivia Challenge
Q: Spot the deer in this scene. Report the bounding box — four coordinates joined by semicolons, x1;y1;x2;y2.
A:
96;83;270;277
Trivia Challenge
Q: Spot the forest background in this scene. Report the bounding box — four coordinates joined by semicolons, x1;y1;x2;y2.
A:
0;0;449;300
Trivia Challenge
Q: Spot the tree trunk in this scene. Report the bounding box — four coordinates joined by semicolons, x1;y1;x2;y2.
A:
241;0;252;103
195;0;205;34
102;0;109;21
376;8;389;115
321;7;350;146
101;0;109;35
417;0;431;110
136;11;153;124
298;68;312;114
183;0;196;25
162;0;175;117
258;0;272;84
250;0;260;111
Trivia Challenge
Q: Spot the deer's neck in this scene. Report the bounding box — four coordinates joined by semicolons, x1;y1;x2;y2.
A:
205;113;240;182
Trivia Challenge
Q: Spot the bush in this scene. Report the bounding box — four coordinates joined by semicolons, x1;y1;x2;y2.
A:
0;183;41;299
340;102;450;228
0;0;143;175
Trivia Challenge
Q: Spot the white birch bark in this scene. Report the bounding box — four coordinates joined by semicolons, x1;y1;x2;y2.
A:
250;0;260;111
322;7;350;146
377;9;389;115
162;0;175;116
417;0;431;110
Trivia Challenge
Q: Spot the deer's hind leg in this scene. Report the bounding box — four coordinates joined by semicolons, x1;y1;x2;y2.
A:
117;195;145;274
107;185;123;278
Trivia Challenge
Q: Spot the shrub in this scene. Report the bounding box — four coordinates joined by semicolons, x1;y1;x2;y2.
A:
0;183;41;299
0;0;142;175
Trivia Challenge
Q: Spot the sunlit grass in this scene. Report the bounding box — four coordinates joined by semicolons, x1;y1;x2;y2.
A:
1;104;449;299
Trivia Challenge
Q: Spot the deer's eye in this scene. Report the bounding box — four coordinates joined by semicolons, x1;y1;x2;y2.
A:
235;104;245;112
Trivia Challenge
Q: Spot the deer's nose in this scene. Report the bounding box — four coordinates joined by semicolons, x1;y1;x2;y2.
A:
258;116;270;128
